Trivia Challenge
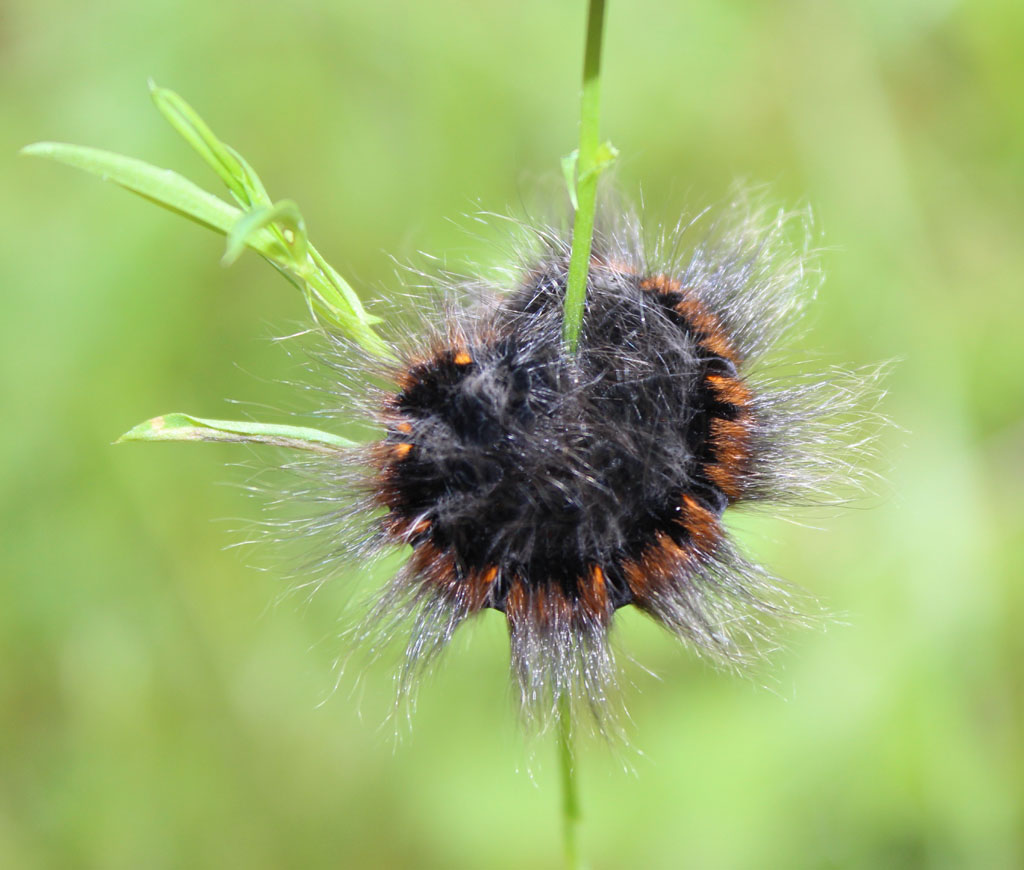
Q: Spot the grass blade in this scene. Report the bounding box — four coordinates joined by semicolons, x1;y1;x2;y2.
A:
21;142;281;259
149;82;262;207
23;85;394;359
116;413;356;456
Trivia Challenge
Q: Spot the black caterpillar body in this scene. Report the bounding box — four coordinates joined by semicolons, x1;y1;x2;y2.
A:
328;205;880;731
376;262;750;621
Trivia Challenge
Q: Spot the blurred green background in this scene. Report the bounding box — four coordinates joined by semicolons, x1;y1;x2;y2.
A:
3;0;1023;867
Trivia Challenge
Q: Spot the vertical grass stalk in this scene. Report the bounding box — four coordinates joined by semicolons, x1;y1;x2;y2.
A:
562;0;609;352
558;3;609;864
558;699;582;870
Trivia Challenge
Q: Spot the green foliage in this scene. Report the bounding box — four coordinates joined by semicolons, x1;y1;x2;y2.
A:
117;413;355;454
21;141;280;250
23;85;391;361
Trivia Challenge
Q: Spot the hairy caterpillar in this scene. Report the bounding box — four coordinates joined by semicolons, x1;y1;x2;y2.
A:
286;198;883;731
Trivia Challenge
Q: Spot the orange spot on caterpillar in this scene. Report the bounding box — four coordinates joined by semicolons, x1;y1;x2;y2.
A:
679;494;722;553
622;560;643;596
675;296;739;363
640;274;681;294
396;421;412;433
640;275;741;363
453;351;472;366
706;416;753;500
706;373;753;409
578;564;610;621
624;532;689;601
394;442;413;459
408;541;458;595
383;513;433;543
505;580;527;626
467;565;499;611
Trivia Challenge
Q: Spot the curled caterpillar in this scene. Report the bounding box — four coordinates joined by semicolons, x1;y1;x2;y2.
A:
293;199;882;732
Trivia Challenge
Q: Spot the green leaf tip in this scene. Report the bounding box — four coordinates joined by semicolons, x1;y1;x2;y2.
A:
149;82;262;207
561;150;580;210
223;200;307;266
116;413;357;456
20;142;51;157
20;141;275;245
23;84;396;361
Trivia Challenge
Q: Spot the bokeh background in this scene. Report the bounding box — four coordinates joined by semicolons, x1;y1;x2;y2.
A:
3;0;1022;867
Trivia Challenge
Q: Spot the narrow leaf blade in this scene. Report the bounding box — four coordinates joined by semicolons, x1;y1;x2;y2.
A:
561;149;580;210
117;413;356;455
150;82;261;207
21;142;280;258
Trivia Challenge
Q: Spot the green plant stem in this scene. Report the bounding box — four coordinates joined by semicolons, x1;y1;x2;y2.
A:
558;700;581;870
562;0;608;352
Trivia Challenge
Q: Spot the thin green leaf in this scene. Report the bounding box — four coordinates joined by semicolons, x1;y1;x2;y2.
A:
116;413;356;455
224;200;307;266
561;149;580;210
24;85;394;360
149;82;260;207
143;89;390;354
223;144;272;208
20;142;279;258
308;246;378;325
